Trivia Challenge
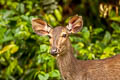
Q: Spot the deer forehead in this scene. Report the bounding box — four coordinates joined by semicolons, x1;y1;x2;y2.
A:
49;26;67;37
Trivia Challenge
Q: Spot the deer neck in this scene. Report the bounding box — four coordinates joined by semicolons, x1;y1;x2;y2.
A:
56;38;78;78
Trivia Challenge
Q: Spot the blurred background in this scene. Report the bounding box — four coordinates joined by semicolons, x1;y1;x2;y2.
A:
0;0;120;80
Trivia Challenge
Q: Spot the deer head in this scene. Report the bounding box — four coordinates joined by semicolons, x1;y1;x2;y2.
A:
32;15;83;57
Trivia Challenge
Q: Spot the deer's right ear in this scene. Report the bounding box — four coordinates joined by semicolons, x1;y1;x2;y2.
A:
32;18;51;36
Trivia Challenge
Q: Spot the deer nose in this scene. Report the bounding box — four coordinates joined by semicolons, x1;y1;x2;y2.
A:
50;47;58;56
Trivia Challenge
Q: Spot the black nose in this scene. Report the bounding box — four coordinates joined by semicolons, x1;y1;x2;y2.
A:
50;47;58;56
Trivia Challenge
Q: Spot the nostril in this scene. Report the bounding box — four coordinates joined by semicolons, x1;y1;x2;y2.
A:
52;49;57;53
50;48;58;55
51;49;57;53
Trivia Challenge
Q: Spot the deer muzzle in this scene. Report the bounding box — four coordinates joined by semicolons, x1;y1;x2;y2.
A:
50;47;59;56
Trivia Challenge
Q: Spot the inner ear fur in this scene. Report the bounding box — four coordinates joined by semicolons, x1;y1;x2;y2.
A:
32;18;51;36
66;15;83;33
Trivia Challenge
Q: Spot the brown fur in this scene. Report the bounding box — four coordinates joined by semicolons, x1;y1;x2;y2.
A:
32;16;120;80
51;27;120;80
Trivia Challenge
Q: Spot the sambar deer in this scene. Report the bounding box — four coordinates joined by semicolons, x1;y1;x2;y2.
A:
32;15;120;80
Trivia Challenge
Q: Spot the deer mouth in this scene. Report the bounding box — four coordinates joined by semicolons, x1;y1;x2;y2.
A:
51;53;58;56
50;51;60;57
51;53;60;58
50;48;65;57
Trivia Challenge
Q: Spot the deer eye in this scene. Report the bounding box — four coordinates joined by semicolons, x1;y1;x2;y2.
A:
62;34;67;37
48;35;51;39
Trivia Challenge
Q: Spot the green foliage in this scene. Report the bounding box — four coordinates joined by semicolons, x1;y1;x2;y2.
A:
0;0;120;80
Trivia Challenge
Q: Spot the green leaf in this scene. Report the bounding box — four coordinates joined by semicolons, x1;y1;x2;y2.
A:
16;3;25;14
102;31;111;45
6;59;18;75
42;0;55;5
110;16;120;22
0;27;7;41
17;65;23;75
111;22;120;33
0;10;15;19
93;28;104;34
82;27;90;41
48;14;58;26
58;6;63;13
38;72;49;80
54;9;62;22
40;44;49;53
49;70;60;78
88;53;95;60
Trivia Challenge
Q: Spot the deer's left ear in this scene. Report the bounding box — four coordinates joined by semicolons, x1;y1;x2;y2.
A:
66;15;83;33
